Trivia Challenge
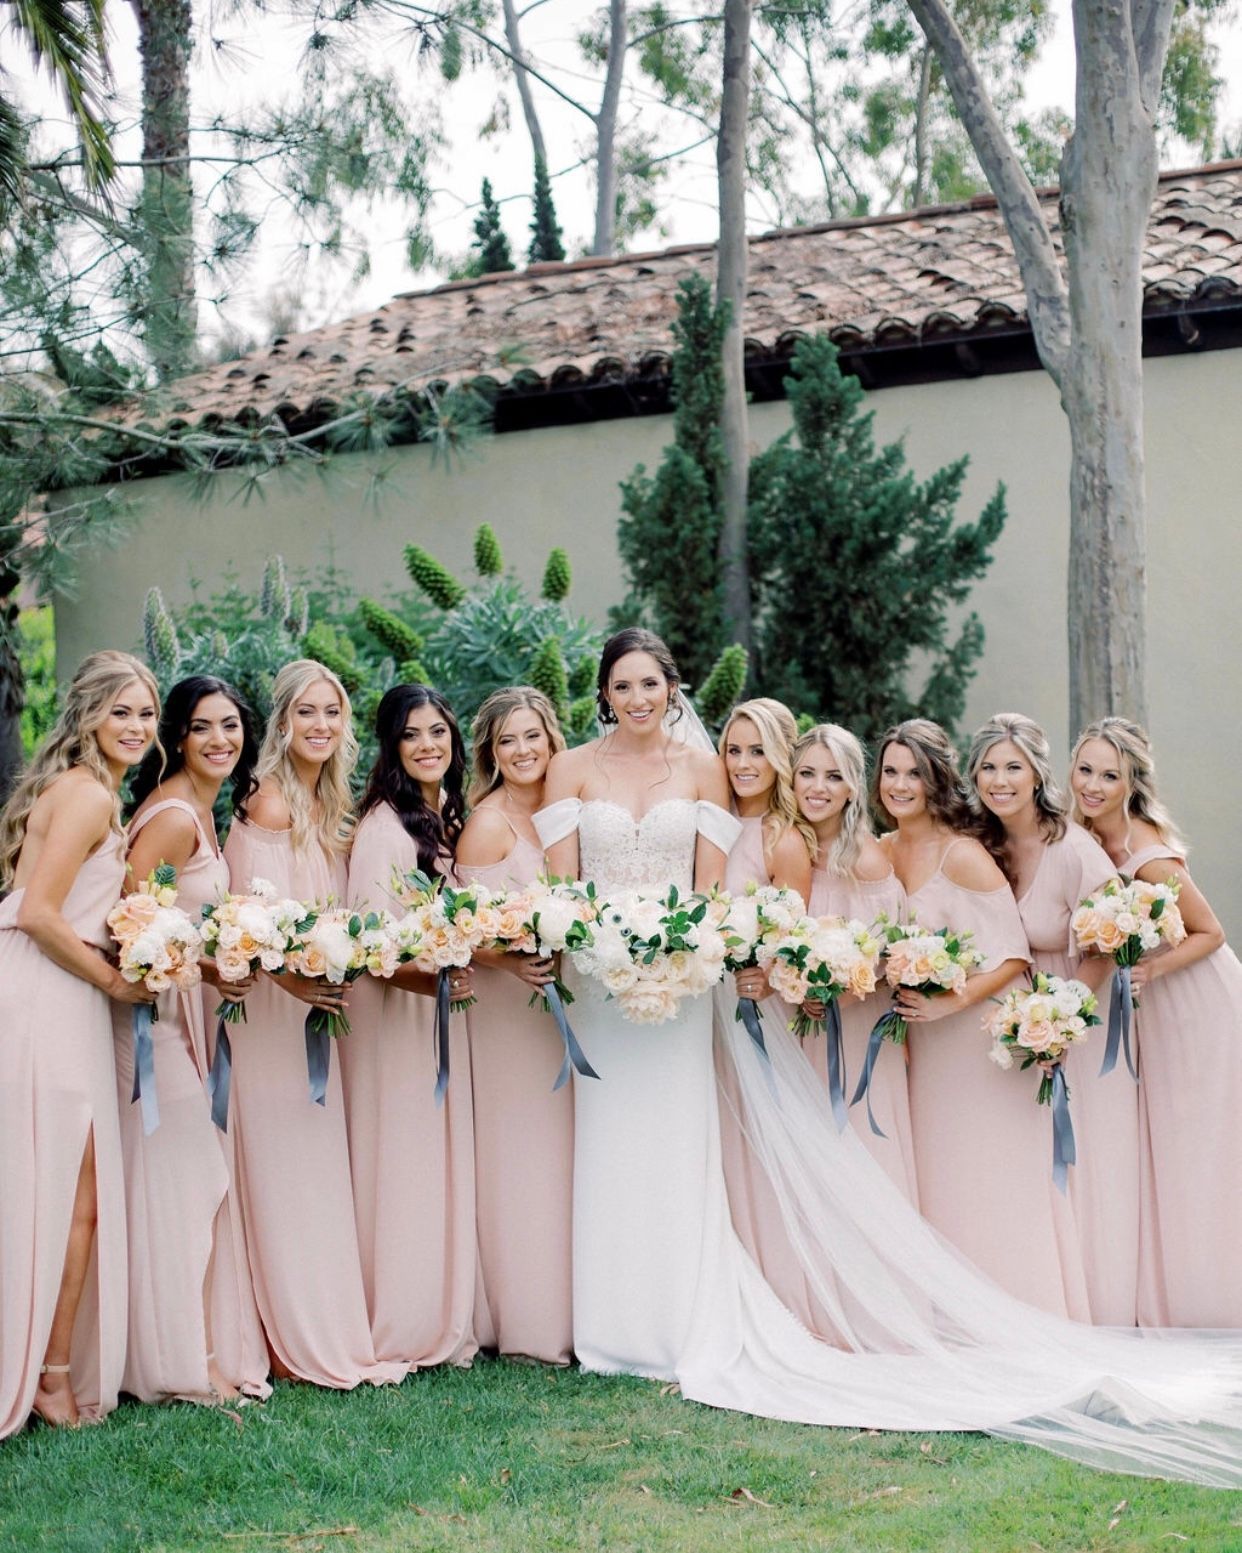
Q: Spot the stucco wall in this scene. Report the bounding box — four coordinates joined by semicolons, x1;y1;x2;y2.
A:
56;348;1242;934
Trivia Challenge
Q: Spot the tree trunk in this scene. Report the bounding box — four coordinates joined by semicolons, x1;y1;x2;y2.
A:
912;44;933;206
0;614;24;806
591;0;627;256
1060;0;1157;736
502;0;548;167
130;0;197;382
716;0;753;652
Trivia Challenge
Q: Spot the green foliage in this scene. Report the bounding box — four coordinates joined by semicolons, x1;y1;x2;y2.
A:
528;154;566;264
17;605;57;755
567;694;599;742
615;276;728;685
405;545;468;610
474;522;504;577
143;587;182;677
748;336;1005;743
468;178;514;277
694;644;749;730
359;598;425;661
569;653;597;699
529;636;569;719
541;547;571;602
302;621;364;697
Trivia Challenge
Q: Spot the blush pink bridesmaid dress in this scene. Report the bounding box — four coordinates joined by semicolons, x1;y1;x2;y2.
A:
1123;841;1242;1328
112;799;271;1401
341;802;476;1370
458;820;574;1364
1018;823;1138;1326
0;832;127;1438
809;863;919;1204
222;818;403;1388
905;842;1091;1320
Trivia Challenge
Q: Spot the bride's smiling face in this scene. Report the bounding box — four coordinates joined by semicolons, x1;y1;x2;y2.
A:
607;651;671;734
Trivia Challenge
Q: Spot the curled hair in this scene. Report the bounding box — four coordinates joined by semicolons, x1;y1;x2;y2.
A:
0;651;160;887
721;697;817;858
791;723;872;877
128;674;260;818
253;659;358;856
468;686;565;808
967;712;1067;877
1070;716;1187;856
870;718;977;834
359;683;466;876
596;627;682;726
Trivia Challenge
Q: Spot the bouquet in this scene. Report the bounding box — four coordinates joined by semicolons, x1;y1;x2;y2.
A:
198;876;306;1129
764;912;882;1128
718;884;806;1057
481;877;601;1088
985;972;1102;1189
107;863;204;1135
284;902;400;1105
850;917;984;1137
572;884;728;1025
1072;875;1186;1080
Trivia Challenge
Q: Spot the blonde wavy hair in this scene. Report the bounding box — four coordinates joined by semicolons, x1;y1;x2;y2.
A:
254;659;358;856
468;686;566;808
791;723;872;876
0;650;160;888
967;712;1068;874
1069;716;1187;856
720;697;817;858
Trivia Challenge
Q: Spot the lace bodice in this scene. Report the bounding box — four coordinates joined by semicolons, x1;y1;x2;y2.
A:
534;798;741;896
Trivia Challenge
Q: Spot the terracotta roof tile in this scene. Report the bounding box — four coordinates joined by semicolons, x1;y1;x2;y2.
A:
126;160;1242;431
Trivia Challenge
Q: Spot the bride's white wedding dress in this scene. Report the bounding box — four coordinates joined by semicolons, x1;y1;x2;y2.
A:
534;794;1242;1488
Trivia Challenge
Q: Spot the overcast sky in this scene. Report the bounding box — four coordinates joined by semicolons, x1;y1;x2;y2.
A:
13;0;1242;349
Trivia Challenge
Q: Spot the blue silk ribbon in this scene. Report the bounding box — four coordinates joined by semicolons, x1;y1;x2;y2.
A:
207;1016;232;1132
850;1009;901;1139
131;1002;160;1135
546;984;599;1091
736;997;780;1099
1050;1063;1077;1194
1099;964;1138;1082
433;969;451;1105
825;997;848;1132
304;1013;329;1106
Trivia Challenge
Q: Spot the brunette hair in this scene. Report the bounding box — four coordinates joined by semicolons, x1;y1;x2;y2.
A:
253;659;358;856
870;718;977;833
967;712;1067;875
791;723;872;876
596;627;682;726
468;686;565;808
1069;716;1187;856
128;675;260;817
0;651;159;888
358;683;466;875
720;697;817;857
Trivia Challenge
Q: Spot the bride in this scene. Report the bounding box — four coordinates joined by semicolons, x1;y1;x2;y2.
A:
534;627;1242;1489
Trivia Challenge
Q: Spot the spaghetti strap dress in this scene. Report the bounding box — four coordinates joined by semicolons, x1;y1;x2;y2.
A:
1123;841;1242;1327
458;819;574;1364
0;830;127;1437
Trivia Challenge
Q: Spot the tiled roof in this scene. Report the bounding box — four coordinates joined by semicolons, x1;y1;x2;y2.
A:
132;159;1242;431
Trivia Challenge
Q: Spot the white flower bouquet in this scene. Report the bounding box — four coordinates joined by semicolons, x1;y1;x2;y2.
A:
199;875;305;1025
572;884;728;1025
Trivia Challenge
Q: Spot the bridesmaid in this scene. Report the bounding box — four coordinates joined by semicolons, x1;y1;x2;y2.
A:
1071;717;1242;1328
342;684;477;1370
715;698;822;1330
0;651;158;1434
223;659;403;1388
792;724;918;1204
456;687;574;1365
116;676;271;1403
877;719;1089;1319
968;713;1131;1325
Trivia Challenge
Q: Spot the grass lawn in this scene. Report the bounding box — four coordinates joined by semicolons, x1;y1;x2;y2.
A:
2;1359;1239;1552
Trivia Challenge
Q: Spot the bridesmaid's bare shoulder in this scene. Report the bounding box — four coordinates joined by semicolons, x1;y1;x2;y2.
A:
242;780;291;832
852;834;894;882
38;767;115;832
942;836;1007;892
456;801;517;868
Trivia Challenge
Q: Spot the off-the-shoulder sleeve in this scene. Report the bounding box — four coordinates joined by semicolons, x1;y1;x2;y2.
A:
695;801;743;855
533;798;583;850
